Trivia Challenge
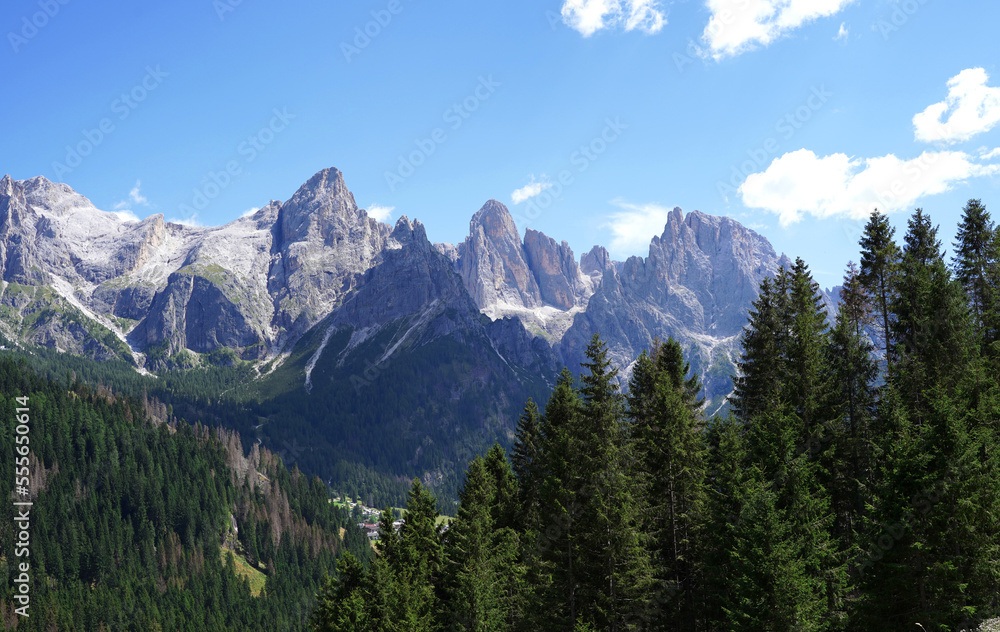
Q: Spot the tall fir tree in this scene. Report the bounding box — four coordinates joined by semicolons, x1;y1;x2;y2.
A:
576;334;652;632
627;338;707;631
731;271;790;422
825;263;878;552
510;399;542;532
309;554;370;632
858;209;902;381
439;455;523;632
533;368;586;631
953;199;1000;350
891;209;975;417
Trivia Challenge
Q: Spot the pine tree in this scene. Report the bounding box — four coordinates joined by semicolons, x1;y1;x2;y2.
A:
576;334;652;632
533;368;585;631
364;483;443;632
785;258;835;449
483;443;518;532
953;199;999;349
440;457;523;632
627;338;707;631
891;209;975;415
309;554;370;632
858;209;902;381
510;400;542;531
825;263;878;550
731;271;790;422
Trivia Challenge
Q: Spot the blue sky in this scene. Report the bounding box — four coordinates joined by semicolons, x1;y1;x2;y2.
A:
4;0;999;288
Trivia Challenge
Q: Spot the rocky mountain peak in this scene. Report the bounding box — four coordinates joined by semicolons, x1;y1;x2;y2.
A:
470;199;519;240
279;167;366;246
459;200;541;310
581;245;614;277
388;215;431;251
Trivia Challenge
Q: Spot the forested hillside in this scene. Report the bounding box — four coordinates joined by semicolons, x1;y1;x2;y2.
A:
310;203;1000;631
0;357;370;631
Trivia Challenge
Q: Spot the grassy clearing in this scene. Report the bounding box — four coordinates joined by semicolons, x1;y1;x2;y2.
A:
222;549;267;597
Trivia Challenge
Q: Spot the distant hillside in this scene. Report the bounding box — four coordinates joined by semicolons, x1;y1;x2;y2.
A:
0;356;369;631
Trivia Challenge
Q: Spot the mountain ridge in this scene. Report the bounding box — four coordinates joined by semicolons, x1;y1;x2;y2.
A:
1;166;802;465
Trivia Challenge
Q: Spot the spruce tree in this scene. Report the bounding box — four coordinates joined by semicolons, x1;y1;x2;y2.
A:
825;263;878;550
440;457;522;632
533;368;585;630
953;199;999;349
627;338;707;631
576;334;651;632
891;209;975;415
731;271;790;422
510;399;542;532
786;258;835;447
309;554;370;632
858;209;901;380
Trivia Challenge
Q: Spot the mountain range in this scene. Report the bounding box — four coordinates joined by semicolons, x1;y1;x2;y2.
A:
0;167;807;495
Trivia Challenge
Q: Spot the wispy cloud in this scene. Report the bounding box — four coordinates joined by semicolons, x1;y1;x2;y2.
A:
981;147;1000;160
834;21;848;42
240;207;260;218
114;179;150;212
366;204;394;222
511;178;552;204
739;148;1000;226
913;68;1000;144
702;0;855;59
561;0;666;37
603;199;674;254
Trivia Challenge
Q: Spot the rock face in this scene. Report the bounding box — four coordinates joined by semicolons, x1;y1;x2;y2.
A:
0;169;793;414
557;208;791;412
0;169;395;364
457;200;543;311
445;200;596;341
523;229;588;311
268;169;391;340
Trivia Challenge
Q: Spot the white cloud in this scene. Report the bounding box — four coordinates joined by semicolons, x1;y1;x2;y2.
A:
702;0;855;59
128;180;148;205
834;21;848;41
511;179;552;204
113;179;150;213
561;0;665;37
739;148;1000;226
603;200;674;254
240;207;260;218
981;147;1000;160
109;209;141;222
914;68;1000;144
366;204;394;222
166;214;203;227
